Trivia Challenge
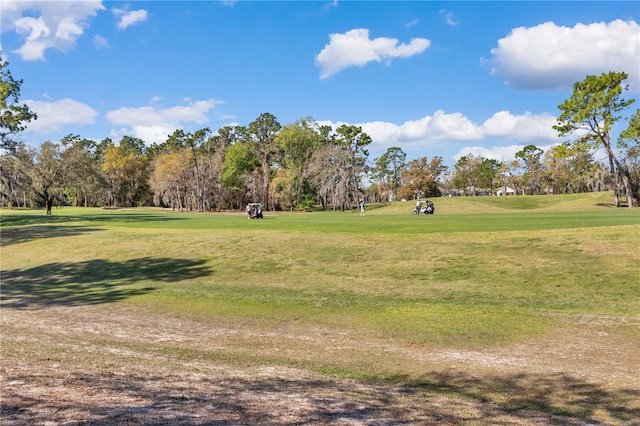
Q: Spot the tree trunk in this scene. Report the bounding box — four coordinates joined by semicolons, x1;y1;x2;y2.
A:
261;157;270;211
609;156;621;207
46;197;53;215
617;163;636;207
603;140;635;207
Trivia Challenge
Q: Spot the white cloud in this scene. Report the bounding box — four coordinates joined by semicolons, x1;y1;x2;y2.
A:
490;19;640;90
1;0;105;61
315;110;563;164
109;125;177;145
439;10;459;26
113;8;148;30
318;110;559;163
105;99;223;144
56;16;84;41
12;16;50;61
356;110;556;149
24;98;98;134
453;145;525;163
315;28;431;79
405;19;419;28
319;0;339;13
481;111;557;140
453;143;559;164
427;111;483;141
93;35;109;49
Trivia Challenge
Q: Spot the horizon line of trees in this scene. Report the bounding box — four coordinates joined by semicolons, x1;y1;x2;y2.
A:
2;54;639;213
1;122;637;213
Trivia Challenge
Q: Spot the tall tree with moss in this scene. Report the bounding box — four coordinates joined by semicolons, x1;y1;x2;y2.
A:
275;117;324;211
1;144;32;207
221;140;258;208
60;134;105;207
101;137;151;207
248;112;281;211
165;128;211;212
149;149;192;211
16;141;70;215
335;124;372;207
553;71;636;207
1;55;37;151
202;125;245;211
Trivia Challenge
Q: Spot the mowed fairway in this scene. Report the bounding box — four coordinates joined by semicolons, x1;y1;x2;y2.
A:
2;192;639;424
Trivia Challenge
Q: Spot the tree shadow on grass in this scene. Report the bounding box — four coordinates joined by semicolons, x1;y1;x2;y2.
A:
0;225;103;247
1;212;186;246
0;212;186;228
1;257;212;309
1;370;638;425
400;371;640;424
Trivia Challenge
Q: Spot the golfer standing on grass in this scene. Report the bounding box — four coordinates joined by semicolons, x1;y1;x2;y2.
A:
360;199;366;216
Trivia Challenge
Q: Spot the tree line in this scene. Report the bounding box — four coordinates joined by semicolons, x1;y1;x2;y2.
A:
1;111;378;214
1;56;639;214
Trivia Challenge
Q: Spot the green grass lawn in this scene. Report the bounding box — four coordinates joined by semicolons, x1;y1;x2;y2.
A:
2;192;638;353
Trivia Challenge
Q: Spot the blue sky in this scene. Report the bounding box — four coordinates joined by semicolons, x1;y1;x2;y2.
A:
1;1;639;167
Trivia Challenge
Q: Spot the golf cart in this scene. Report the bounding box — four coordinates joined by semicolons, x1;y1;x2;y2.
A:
246;202;263;219
413;200;435;215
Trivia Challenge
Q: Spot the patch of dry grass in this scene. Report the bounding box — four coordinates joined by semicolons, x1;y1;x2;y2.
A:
2;304;639;424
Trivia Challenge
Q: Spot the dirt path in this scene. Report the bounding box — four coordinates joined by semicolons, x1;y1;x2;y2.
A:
2;305;639;425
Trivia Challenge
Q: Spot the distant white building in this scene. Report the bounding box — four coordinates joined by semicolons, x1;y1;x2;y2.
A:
496;186;516;196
